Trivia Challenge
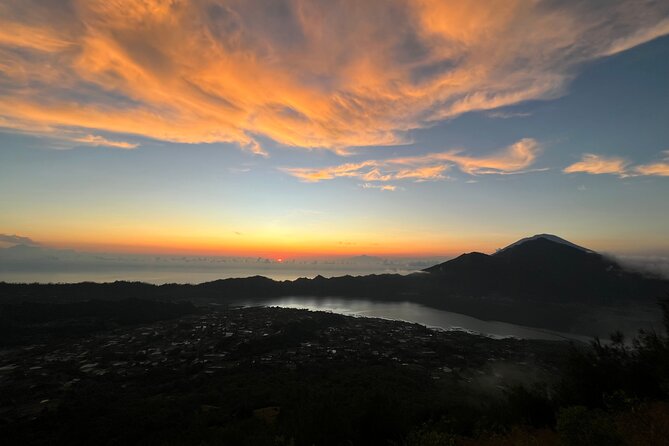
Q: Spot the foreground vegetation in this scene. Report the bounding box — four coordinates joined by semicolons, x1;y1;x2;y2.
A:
410;298;669;445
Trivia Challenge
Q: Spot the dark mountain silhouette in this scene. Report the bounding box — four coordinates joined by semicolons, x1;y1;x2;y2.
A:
494;233;593;254
423;234;665;303
1;235;667;334
1;235;666;305
0;234;669;306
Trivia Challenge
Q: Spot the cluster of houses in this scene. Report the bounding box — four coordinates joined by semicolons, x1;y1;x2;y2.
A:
0;305;560;423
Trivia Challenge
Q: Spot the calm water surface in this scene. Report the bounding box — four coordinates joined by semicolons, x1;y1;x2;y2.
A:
247;296;591;342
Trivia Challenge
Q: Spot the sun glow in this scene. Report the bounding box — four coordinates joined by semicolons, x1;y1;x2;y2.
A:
1;0;668;260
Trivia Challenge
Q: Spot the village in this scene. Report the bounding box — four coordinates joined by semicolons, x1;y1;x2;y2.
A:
0;305;567;425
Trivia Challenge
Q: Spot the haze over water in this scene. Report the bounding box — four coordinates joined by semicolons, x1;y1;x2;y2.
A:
0;265;417;285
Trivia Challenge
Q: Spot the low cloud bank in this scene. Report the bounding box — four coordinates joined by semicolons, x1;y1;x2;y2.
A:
614;255;669;280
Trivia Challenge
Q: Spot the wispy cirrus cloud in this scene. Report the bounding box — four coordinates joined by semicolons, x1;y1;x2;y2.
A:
283;138;542;184
283;161;383;183
72;134;139;149
485;110;533;119
383;138;543;176
0;123;141;150
394;138;542;175
0;1;667;154
564;151;669;177
600;17;669;56
360;183;398;192
282;160;447;184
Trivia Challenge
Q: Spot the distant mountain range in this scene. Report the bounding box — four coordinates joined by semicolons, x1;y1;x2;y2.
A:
2;235;666;303
1;234;668;335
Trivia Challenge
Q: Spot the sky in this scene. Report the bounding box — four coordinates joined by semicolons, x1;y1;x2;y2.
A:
1;0;669;259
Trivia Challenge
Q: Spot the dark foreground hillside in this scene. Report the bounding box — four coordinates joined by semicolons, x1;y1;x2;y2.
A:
2;299;669;445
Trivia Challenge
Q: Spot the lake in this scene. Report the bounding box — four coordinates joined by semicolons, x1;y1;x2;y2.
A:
245;296;592;342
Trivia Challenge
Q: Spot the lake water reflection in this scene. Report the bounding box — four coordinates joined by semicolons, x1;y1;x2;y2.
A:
249;296;591;342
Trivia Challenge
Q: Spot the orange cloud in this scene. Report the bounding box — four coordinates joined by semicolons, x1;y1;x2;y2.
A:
283;138;541;184
394;165;449;181
283;160;449;184
0;1;667;153
564;151;669;178
634;164;669;177
633;151;669;177
284;161;379;183
431;138;540;175
563;154;630;176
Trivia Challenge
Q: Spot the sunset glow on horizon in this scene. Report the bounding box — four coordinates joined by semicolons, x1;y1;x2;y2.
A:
2;0;669;259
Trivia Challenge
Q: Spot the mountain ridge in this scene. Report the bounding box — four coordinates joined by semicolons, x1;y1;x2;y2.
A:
2;234;668;335
494;233;593;255
2;235;667;308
